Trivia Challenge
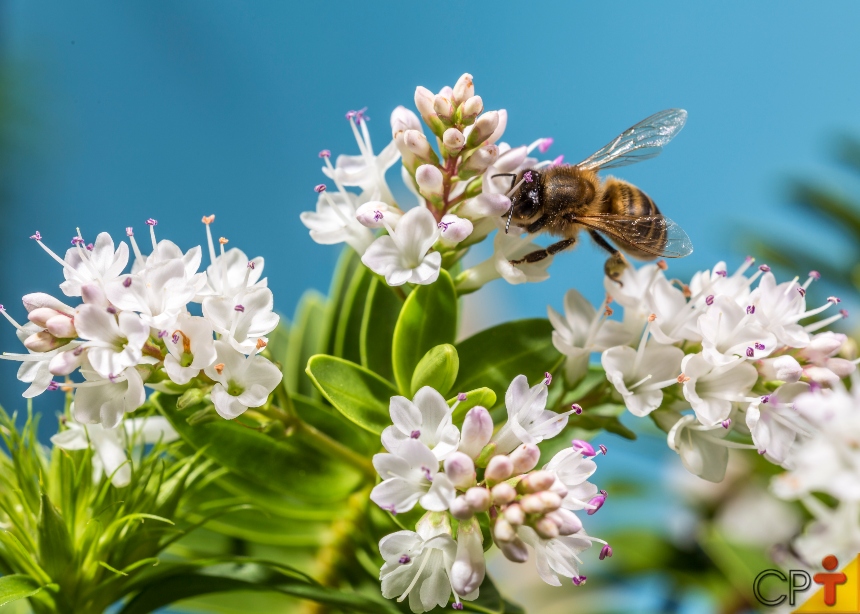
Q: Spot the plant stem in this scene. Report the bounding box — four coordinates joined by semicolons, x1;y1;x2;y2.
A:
294;419;377;481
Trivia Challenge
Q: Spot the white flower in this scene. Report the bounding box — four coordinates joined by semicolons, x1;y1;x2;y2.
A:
698;295;776;365
517;525;594;587
548;289;636;384
300;187;375;255
202;287;279;355
73;366;146;428
749;272;810;348
647;275;704;345
792;501;860;568
688;259;756;306
196;245;266;302
680;353;758;425
51;415;178;487
355;201;404;229
0;315;78;397
361;207;441;286
603;263;665;315
437;214;473;246
107;259;199;330
379;513;469;613
799;332;856;383
449;517;485;597
602;338;683;418
543;447;599;511
492;375;573;454
371;438;455;514
52;232;130;297
203;340;282;420
74;306;149;380
657;412;731;483
381;387;460;461
746;382;811;466
163;314;217;385
456;232;553;292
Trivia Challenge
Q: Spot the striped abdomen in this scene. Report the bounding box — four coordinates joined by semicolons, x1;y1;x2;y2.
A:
599;178;666;260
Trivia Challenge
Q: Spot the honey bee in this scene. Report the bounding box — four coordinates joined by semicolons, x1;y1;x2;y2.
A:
499;108;693;282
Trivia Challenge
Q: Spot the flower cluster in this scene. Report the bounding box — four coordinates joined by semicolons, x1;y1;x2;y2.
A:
551;257;860;570
301;73;559;290
0;218;283;434
371;375;610;612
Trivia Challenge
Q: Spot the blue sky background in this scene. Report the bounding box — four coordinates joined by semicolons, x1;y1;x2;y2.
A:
0;2;858;611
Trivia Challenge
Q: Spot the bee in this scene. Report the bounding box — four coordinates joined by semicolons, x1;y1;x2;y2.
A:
498;108;693;282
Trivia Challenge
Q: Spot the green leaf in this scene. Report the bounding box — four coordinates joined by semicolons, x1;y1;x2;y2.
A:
360;277;403;383
0;574;51;607
334;264;373;364
391;270;457;395
449;388;497;424
153;394;364;502
454;319;562;406
410;344;459;396
306;355;398;435
37;493;74;585
119;559;399;614
266;322;290;373
323;246;363;356
284;290;328;398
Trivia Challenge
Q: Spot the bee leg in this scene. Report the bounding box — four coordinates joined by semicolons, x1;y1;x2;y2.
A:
526;217;548;233
491;173;518;193
509;238;575;265
588;230;628;286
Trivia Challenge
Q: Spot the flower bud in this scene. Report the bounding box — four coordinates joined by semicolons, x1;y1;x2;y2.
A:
509;444;540;474
403;130;438;164
49;348;84;375
493;145;528;173
414;86;437;123
485;455;513;484
45;314;76;339
518;470;556;494
827;357;856;378
493;518;515;543
534;516;560;539
459;144;499;177
355;201;403;229
487;109;507;144
452;73;475;106
449;496;474;520
27;307;61;328
438;215;473;246
22;292;72;315
415;164;444;198
433;94;454;123
498;537;528;563
465;486;491;512
772;355;802;382
491;482;517;506
461;96;483;123
24;331;65;353
442;128;466;155
537;490;562;512
503;503;524;526
460;407;494;459
81;283;109;307
547;508;583;536
451;517;485;596
805;331;846;359
391;105;422;138
465;111;499;148
444;452;476;489
460;193;512;219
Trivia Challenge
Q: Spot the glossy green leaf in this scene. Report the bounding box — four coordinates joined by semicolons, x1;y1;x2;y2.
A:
0;575;50;607
292;392;378;456
449;387;497;424
391;269;457;394
153;394;364;502
334;263;373;364
454;319;562;406
284;290;328;398
360;277;402;382
37;493;74;586
410;344;459;396
306;355;398;434
323;247;362;355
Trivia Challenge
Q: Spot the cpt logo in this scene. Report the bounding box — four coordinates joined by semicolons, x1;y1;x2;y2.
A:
753;555;860;612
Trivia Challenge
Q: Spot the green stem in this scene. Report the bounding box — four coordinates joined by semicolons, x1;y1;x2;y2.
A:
294;419;376;481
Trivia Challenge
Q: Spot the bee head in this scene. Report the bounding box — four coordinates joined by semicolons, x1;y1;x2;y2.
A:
504;170;542;232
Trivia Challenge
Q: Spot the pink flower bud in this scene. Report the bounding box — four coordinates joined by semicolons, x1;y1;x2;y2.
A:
444;452;476;489
519;494;543;514
465;486;491;512
487;109;507;144
498;537;528;562
415;164;444;198
460;193;512;219
519;470;556;493
493;518;515;543
438;215;473;246
442;128;466;154
534;516;560;539
449;496;474;520
45;314;76;338
49;348;84;376
24;331;65;353
465;111;499;148
433;94;454;122
537;490;562;512
403;130;436;163
414;86;436;122
772;355;802;382
547;508;583;536
460;144;499;175
355;202;402;229
461;96;483;122
22;292;72;315
493;145;528;173
807;332;846;357
27;307;61;328
491;482;516;506
460;406;494;459
503;503;524;526
452;73;474;105
509;444;540;474
485;455;514;483
390;105;422;138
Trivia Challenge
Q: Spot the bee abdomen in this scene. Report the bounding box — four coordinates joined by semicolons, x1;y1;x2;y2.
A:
601;178;666;260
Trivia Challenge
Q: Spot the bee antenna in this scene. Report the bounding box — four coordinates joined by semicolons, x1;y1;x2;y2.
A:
505;206;514;234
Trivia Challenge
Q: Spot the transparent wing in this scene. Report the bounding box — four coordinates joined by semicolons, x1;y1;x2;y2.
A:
576;109;687;171
573;214;693;258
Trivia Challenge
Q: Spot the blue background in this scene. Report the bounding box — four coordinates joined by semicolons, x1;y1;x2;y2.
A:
0;2;857;611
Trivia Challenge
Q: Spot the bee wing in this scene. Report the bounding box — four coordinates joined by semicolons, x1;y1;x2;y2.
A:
576;109;687;171
574;214;694;258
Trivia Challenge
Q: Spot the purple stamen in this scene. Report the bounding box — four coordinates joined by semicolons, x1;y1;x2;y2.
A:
145;218;157;226
172;332;180;344
745;255;754;263
0;305;4;311
318;149;331;158
410;430;421;439
47;381;59;391
71;237;84;246
761;395;771;404
599;545;613;560
457;392;467;401
234;305;245;312
158;330;168;338
828;296;841;303
538;137;553;153
840;309;849;318
572;575;587;586
587;492;606;515
543;372;552;386
551;154;565;166
758;449;767;455
452;604;463;611
108;373;118;383
106;306;117;314
722;419;732;429
571;439;596;457
247;261;255;270
571;403;583;415
384;504;397;516
30;231;42;241
86;243;93;251
373;210;383;222
759;264;770;272
421;466;433;482
123;277;132;288
809;270;821;280
73;346;84;356
705;295;714;306
314;184;326;193
399;555;411;565
754;342;765;351
346;107;369;124
126;227;134;236
746;305;755;314
524;171;534;183
715;270;727;278
437;221;452;231
798;287;806;297
599;444;608;456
